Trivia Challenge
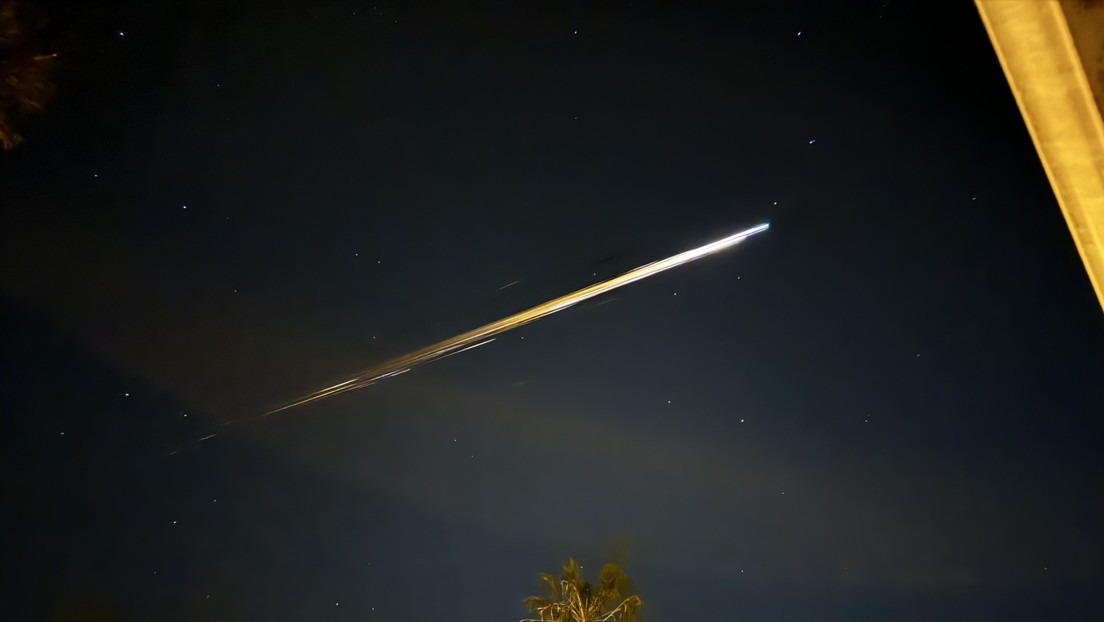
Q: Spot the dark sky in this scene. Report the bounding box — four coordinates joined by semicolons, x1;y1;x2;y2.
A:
3;1;1104;620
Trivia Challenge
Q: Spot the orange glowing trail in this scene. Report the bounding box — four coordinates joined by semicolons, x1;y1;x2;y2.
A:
265;222;769;416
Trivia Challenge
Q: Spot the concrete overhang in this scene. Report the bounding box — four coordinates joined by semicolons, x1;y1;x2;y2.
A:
976;0;1104;314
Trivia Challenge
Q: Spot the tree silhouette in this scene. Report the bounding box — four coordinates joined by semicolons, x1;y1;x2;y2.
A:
522;558;642;622
0;0;57;150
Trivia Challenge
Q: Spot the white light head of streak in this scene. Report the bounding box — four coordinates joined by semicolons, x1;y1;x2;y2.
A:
626;223;769;280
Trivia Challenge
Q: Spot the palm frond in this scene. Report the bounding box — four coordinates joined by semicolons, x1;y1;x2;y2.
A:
538;572;560;599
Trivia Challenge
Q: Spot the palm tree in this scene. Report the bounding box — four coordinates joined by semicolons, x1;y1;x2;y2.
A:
522;558;642;622
0;0;57;150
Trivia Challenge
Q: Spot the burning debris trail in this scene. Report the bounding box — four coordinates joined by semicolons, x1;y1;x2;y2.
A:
265;222;769;416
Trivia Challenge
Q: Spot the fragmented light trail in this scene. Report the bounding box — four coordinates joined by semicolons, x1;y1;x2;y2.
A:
265;222;769;416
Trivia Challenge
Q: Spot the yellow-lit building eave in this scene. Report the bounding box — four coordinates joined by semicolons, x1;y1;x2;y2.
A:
976;0;1104;314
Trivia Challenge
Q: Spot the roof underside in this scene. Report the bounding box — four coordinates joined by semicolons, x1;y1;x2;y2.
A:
976;0;1104;315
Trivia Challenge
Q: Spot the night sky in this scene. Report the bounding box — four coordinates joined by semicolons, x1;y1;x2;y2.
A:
3;1;1104;620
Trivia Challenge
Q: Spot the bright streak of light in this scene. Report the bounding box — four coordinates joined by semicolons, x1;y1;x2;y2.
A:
265;222;769;415
435;338;497;362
